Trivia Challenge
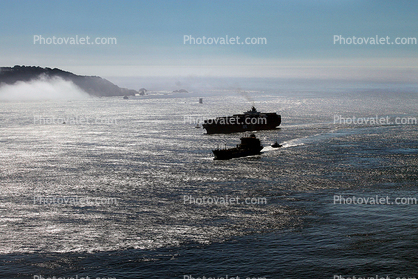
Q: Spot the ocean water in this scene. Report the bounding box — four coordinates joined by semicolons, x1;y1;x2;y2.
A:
0;85;417;279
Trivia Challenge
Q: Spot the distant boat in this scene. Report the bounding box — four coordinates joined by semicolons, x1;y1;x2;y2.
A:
195;120;201;128
199;98;203;104
173;89;188;93
123;96;129;99
271;141;282;148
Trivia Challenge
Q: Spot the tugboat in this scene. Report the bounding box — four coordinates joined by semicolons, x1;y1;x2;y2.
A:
212;134;263;160
202;106;281;134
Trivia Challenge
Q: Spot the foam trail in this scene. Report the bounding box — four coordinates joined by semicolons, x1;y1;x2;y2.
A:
281;139;305;148
280;130;348;149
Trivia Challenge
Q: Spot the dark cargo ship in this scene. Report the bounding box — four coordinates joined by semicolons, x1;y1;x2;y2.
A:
202;106;281;134
212;134;263;160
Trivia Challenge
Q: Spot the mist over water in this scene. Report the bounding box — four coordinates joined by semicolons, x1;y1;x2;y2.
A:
0;76;90;101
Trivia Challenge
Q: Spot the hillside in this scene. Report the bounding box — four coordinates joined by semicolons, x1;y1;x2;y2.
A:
0;65;137;97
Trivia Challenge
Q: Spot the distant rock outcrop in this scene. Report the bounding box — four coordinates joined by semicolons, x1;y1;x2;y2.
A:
138;88;147;96
172;89;188;93
0;65;137;97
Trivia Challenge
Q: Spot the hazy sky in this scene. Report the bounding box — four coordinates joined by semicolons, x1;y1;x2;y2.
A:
1;0;417;80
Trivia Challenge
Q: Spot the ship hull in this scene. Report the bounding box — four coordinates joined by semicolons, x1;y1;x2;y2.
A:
203;113;281;134
213;148;262;160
